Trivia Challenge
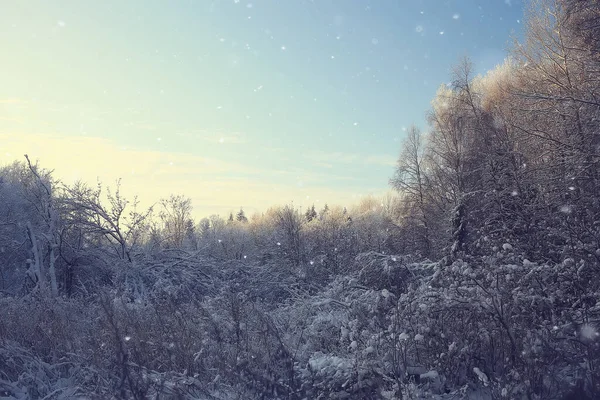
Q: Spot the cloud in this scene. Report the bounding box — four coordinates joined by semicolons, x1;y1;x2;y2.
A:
123;121;159;131
314;161;334;169
0;132;380;218
308;151;359;164
306;151;396;167
210;134;246;144
174;129;248;144
0;98;28;105
0;116;25;123
364;155;396;167
0;98;29;120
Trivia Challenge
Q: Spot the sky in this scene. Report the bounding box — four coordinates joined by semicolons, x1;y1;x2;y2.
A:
0;0;525;219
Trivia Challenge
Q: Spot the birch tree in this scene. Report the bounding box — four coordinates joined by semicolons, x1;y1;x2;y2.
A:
390;126;435;257
22;155;59;297
158;194;193;249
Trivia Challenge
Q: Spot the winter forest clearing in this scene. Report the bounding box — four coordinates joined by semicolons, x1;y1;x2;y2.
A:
1;0;600;399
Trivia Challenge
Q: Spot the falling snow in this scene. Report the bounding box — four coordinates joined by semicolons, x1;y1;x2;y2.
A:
0;1;585;399
560;205;573;214
581;324;599;340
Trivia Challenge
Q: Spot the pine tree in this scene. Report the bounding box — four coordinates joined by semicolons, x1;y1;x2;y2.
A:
305;204;317;222
236;207;248;223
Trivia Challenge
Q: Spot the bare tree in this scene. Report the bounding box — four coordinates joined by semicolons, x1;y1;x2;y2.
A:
275;205;303;267
390;126;434;257
20;155;60;297
62;180;152;262
159;195;194;248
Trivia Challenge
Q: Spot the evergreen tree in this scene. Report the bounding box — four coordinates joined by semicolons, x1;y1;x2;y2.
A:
236;207;248;223
305;204;317;222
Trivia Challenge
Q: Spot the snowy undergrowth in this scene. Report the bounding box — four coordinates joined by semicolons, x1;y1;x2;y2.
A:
1;250;598;399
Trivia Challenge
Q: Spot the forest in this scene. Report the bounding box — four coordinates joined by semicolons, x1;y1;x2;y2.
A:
1;0;599;398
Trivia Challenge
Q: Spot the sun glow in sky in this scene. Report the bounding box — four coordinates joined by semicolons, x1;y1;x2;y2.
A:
0;0;524;218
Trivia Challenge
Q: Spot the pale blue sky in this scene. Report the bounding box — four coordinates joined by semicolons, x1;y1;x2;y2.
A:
0;0;525;217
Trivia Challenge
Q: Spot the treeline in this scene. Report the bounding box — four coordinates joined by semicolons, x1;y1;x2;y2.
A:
0;156;408;398
0;158;400;297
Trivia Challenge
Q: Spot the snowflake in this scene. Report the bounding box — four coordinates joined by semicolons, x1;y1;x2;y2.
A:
453;13;460;20
559;205;572;214
581;324;599;340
